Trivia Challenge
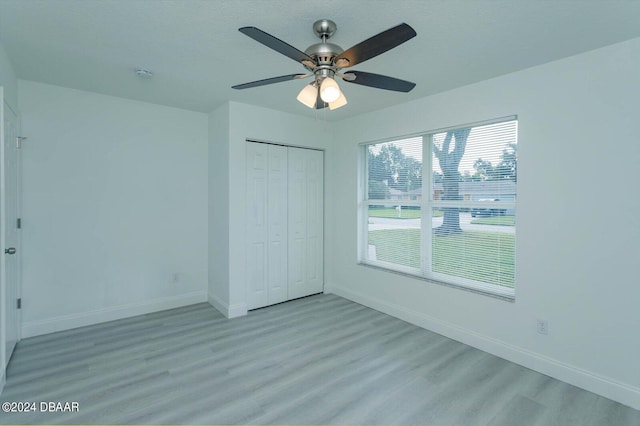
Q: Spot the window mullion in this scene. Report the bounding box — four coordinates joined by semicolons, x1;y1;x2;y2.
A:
361;145;369;262
422;134;432;277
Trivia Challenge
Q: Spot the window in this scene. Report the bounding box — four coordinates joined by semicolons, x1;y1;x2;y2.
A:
360;117;517;298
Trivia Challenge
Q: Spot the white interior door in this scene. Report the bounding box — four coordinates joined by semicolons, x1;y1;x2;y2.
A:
246;142;289;309
246;142;269;309
288;147;323;299
266;144;288;305
304;148;324;295
247;142;323;309
287;147;306;299
1;89;21;379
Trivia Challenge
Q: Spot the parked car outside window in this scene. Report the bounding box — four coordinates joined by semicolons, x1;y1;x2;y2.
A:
471;199;506;217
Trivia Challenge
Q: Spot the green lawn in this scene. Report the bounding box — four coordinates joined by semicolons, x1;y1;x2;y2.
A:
368;229;515;288
368;207;442;219
470;215;516;226
368;228;422;268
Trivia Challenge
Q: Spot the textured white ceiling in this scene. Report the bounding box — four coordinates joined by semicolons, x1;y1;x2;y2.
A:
1;0;639;120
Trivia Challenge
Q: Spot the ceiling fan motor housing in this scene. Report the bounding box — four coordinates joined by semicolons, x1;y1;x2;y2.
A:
304;42;343;66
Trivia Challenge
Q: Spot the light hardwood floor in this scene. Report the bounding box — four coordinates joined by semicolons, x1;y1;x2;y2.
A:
1;294;638;425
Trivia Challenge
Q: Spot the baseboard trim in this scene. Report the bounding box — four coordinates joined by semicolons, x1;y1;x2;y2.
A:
330;285;640;410
208;294;247;319
22;291;208;338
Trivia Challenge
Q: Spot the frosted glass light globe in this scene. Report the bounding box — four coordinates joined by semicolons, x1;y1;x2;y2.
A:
320;77;341;103
297;84;317;108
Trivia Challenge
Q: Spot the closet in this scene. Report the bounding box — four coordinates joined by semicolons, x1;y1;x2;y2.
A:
246;141;323;310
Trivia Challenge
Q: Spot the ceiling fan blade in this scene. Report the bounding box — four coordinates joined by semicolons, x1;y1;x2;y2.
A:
335;23;416;68
341;71;416;92
239;27;314;64
232;74;307;90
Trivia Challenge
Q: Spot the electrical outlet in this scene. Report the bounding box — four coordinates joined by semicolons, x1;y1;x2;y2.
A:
537;319;548;335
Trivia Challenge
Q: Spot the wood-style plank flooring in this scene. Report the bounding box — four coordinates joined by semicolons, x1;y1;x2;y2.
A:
1;294;638;425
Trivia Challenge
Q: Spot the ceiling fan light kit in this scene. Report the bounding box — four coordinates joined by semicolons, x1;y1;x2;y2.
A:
328;91;347;110
232;19;417;111
320;76;340;103
296;83;318;108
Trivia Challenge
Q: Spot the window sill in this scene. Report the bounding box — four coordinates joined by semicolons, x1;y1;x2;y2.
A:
357;261;515;302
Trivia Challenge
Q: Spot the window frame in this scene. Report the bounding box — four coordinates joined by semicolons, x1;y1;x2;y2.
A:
358;116;517;300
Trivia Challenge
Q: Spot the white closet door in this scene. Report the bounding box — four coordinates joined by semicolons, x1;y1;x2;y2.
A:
305;148;324;295
246;142;288;309
288;147;323;299
246;142;269;309
266;144;288;305
287;147;306;299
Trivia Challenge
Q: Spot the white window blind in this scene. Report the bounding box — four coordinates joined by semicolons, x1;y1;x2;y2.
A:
362;118;517;298
366;137;423;273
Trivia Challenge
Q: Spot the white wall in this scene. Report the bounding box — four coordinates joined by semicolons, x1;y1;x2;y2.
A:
211;101;330;317
0;41;18;109
18;81;209;337
208;103;230;313
328;38;640;409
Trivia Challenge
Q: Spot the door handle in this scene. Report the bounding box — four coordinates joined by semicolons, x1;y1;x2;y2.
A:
5;247;16;255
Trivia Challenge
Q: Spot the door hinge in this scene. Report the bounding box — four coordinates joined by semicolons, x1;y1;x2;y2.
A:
17;298;21;309
17;218;21;229
16;136;27;149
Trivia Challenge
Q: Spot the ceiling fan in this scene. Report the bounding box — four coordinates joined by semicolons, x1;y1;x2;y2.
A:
232;19;417;110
